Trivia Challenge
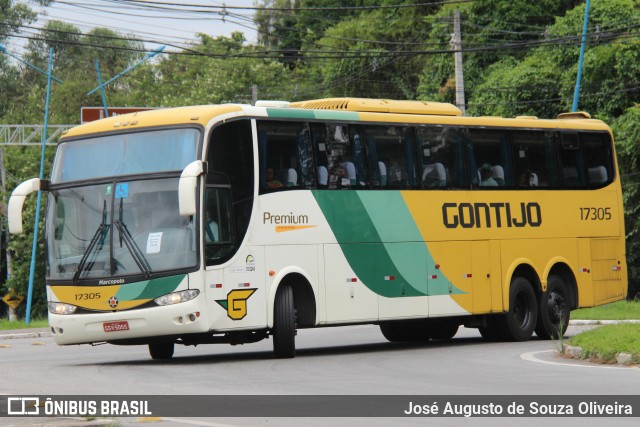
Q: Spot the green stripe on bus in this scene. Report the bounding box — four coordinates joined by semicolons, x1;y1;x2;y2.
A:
357;191;462;295
312;190;421;297
266;108;316;119
266;108;360;121
115;274;185;301
312;191;463;297
314;110;360;121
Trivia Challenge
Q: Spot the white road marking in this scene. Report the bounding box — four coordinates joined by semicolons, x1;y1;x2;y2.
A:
521;350;638;370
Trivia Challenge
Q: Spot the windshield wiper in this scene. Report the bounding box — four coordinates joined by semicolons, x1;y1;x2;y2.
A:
73;200;109;283
114;198;152;277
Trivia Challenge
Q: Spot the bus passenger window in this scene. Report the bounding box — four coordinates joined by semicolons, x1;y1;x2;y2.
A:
365;125;413;189
513;130;558;188
582;132;614;189
417;126;466;189
257;121;313;193
321;124;368;189
467;129;513;188
558;133;586;188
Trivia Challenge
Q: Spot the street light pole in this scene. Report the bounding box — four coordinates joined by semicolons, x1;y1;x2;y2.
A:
25;48;55;324
572;0;591;112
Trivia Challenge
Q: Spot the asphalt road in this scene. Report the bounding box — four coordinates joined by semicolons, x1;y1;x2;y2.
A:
1;324;638;426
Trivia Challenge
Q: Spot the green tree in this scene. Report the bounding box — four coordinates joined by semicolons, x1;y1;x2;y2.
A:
312;1;438;99
417;0;579;106
135;32;293;106
612;107;640;299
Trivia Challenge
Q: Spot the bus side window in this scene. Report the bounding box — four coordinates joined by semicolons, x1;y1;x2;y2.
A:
513;130;559;188
366;125;412;189
257;121;310;192
311;123;329;188
325;124;348;189
582;132;614;189
558;132;587;188
467;129;513;188
417;126;466;189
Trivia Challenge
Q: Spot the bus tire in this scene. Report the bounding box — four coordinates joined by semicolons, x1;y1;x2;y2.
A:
273;284;296;358
479;316;502;341
149;341;174;360
427;321;459;340
535;275;570;340
379;322;430;342
497;276;538;342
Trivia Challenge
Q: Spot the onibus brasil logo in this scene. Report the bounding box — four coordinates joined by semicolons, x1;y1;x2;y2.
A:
216;289;257;320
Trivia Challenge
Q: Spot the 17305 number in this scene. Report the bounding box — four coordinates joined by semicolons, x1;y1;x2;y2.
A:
579;207;612;221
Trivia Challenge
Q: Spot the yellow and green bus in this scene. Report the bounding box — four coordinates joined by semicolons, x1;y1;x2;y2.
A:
8;98;627;359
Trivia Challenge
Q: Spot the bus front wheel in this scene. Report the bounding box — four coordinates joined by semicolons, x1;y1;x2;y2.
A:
535;275;570;340
497;277;538;342
149;341;174;360
426;321;459;341
273;284;296;358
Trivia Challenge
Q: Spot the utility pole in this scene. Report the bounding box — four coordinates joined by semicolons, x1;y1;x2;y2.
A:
252;85;258;106
451;11;466;115
572;0;591;112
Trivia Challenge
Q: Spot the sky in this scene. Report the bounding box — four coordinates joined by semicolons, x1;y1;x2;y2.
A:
5;0;259;55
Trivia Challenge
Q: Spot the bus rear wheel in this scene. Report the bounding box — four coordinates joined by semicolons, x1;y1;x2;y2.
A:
496;277;538;342
273;284;296;358
535;275;570;340
149;341;174;360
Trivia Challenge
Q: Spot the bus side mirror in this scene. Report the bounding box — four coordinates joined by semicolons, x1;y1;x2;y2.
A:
8;178;46;234
179;161;204;216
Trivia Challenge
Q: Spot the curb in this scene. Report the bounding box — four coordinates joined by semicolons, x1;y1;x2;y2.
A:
569;319;640;325
0;329;52;340
562;344;639;366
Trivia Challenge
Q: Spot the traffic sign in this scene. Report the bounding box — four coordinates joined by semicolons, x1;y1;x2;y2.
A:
2;289;25;310
80;107;156;124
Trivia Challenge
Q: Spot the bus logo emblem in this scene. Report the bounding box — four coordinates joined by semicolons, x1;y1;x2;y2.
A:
108;296;119;308
216;289;257;320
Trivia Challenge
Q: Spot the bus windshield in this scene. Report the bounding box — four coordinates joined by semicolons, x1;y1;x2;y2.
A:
51;128;200;183
46;177;197;281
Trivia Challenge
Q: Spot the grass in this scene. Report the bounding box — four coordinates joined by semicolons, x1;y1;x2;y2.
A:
567;323;640;361
571;300;640;320
0;318;49;330
566;299;640;363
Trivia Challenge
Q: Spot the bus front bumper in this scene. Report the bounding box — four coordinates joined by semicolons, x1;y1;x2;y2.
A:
48;296;209;345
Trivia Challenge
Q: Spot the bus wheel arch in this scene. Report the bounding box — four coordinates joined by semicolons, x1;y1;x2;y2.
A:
267;269;317;328
278;272;317;328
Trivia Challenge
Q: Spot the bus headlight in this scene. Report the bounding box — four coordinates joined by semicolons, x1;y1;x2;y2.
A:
154;289;200;306
48;302;77;315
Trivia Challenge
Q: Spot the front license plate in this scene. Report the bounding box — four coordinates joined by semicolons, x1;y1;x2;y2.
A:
103;321;129;332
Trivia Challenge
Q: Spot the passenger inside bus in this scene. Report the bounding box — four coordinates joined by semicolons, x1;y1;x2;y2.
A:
266;167;283;189
479;163;498;187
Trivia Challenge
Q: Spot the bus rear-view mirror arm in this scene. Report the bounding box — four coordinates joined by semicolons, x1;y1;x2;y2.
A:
179;160;205;216
8;178;49;234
